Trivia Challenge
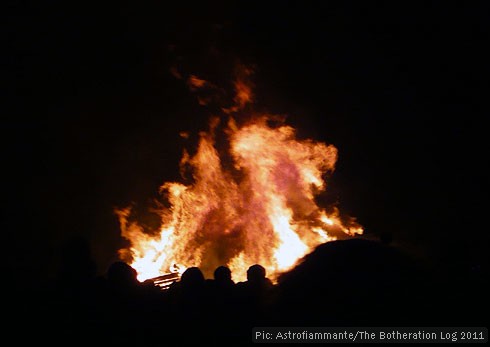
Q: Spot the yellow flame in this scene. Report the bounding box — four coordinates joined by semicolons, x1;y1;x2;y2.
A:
117;114;363;282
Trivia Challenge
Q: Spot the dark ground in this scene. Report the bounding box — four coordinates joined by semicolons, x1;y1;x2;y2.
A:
8;238;488;345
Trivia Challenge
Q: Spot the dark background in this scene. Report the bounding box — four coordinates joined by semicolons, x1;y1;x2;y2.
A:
3;1;487;290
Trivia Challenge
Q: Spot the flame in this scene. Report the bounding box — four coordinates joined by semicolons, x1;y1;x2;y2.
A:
117;65;362;282
223;64;254;114
232;77;253;109
188;75;207;90
117;114;363;282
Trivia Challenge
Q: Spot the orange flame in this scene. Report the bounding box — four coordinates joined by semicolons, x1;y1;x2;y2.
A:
187;75;207;90
117;114;363;282
223;64;254;114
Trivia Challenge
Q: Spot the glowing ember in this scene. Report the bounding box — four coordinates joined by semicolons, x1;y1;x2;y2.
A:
116;71;363;283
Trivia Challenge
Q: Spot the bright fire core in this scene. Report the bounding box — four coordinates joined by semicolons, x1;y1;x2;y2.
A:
116;115;363;283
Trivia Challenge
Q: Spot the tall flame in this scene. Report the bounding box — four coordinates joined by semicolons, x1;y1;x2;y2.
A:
117;66;362;282
117;114;363;282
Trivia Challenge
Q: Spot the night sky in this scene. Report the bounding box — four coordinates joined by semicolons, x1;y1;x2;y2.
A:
3;1;488;286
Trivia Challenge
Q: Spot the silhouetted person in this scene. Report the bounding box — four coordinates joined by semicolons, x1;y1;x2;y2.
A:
205;265;235;317
200;265;240;343
213;265;234;288
246;264;273;289
98;261;150;343
107;261;138;287
180;266;205;289
167;267;209;341
105;261;143;303
236;264;274;323
172;267;206;313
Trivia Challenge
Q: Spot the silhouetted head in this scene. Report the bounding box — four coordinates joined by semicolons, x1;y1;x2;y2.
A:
180;267;205;288
106;261;138;287
214;265;232;283
247;264;266;283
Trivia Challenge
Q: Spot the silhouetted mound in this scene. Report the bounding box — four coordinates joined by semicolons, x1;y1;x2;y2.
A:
274;238;433;326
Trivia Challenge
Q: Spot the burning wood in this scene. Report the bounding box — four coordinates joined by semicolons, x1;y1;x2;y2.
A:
146;272;181;290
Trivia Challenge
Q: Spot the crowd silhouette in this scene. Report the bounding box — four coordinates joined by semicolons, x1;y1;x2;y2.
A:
11;237;487;345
